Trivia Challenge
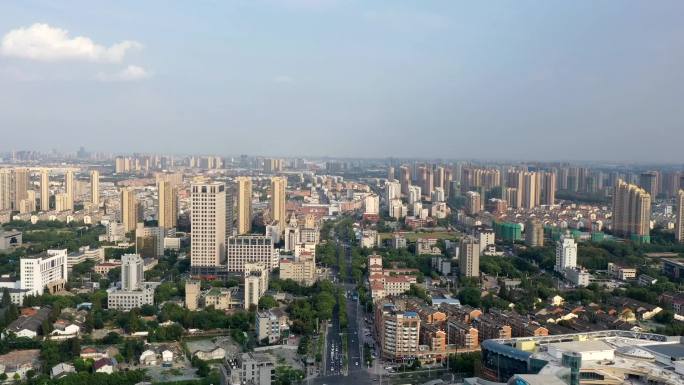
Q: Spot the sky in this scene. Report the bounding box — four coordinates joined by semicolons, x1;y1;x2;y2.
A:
0;1;683;162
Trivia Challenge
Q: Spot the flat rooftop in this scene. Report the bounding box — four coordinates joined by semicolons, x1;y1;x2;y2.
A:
547;339;613;353
642;343;684;360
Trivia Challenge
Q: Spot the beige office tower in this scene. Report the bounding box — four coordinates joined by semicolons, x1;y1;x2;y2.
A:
541;171;556;206
270;177;286;233
387;166;395;181
190;182;226;275
522;172;539;209
11;168;29;210
64;170;75;211
236;177;253;235
40;169;50;211
676;190;684;243
158;179;178;230
612;179;651;241
459;236;480;278
185;280;201;310
90;170;100;207
121;188;139;233
0;169;11;211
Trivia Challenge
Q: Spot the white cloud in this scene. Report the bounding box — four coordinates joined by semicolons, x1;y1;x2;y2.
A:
1;23;142;62
274;75;295;84
97;65;151;82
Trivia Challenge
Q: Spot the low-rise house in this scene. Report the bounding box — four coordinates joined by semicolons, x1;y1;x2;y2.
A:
0;349;40;380
50;320;80;340
93;358;115;374
140;350;158;366
51;363;76;379
162;350;174;363
194;347;225;361
80;347;108;360
4;307;51;338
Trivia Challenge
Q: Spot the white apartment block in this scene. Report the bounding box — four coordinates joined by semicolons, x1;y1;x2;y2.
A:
191;183;227;275
20;249;69;296
364;194;379;215
244;262;269;309
555;232;578;273
227;235;277;272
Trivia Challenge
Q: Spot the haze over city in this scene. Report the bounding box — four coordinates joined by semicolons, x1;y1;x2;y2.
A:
3;3;684;385
2;1;684;162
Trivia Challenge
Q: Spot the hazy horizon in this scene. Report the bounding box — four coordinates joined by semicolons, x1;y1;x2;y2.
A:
1;1;684;162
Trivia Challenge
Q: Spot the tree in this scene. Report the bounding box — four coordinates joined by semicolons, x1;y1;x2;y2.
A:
1;288;10;307
258;295;278;310
458;287;482;308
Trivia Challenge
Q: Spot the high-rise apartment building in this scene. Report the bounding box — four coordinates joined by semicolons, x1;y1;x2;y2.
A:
435;166;445;190
376;303;420;359
676;190;684;244
270;177;286;233
555;232;577;273
236;177;253;235
263;158;283;173
54;193;69;212
465;191;481;216
90;170;100;207
506;170;524;208
400;166;411;196
639;171;659;199
522;172;540;209
612;179;651;242
408;185;421;205
121;187;139;233
364;194;380;215
459;236;480;278
461;167;502;195
40;169;50;211
190;182;227;275
541;171;556;206
0;169;11;211
157;179;178;230
135;223;165;258
11;168;29;211
387;166;395;181
64;170;75;211
385;181;401;204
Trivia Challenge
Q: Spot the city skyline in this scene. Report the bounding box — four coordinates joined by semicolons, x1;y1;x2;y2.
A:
2;1;684;161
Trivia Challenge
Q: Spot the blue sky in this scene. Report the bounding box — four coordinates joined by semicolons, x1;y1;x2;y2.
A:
1;1;683;162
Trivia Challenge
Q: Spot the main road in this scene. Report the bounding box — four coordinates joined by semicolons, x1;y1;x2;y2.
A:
314;234;372;385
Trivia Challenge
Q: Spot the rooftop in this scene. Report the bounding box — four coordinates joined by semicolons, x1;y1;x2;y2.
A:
642;343;684;360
